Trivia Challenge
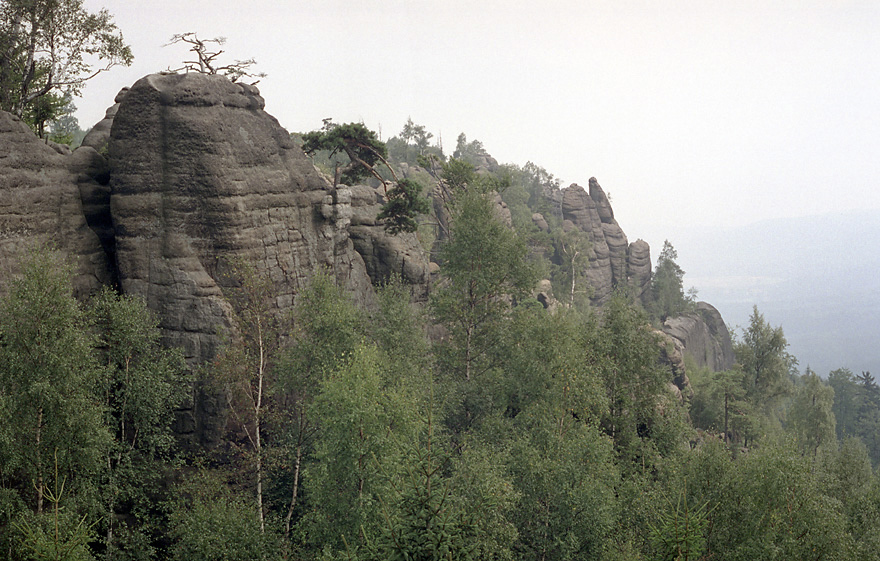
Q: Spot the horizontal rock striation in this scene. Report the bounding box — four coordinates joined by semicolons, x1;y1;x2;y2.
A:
348;184;431;302
0;111;112;297
109;72;374;366
662;302;735;372
559;177;652;306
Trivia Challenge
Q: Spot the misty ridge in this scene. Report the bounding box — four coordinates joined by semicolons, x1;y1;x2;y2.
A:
674;208;880;376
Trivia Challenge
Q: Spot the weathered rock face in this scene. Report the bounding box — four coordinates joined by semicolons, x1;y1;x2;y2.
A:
0;111;112;296
662;302;735;372
109;72;374;366
627;239;653;305
559;178;650;305
348;184;431;302
655;327;690;394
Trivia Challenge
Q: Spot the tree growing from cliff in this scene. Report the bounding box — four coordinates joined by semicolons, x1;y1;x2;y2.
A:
302;119;430;234
0;0;133;119
165;32;266;83
553;229;591;307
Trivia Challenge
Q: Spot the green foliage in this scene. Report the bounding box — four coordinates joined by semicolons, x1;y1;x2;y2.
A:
703;440;851;560
650;240;693;322
648;486;710;561
376;178;431;235
90;287;189;558
386;118;442;165
496;307;607;423
302;344;418;553
47;98;85;146
853;371;880;465
3;131;876;560
0;0;133;119
12;454;99;561
280;271;366;385
591;293;675;467
432;187;536;386
370;277;430;385
846;468;880;560
92;288;188;459
452;133;490;169
828;368;859;440
169;471;282;561
508;408;618;561
22;90;70;138
301;120;388;186
550;229;592;308
788;369;836;456
366;433;479;561
0;249;107;513
734;306;795;414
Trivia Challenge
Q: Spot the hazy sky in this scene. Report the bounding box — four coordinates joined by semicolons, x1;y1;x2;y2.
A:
77;0;880;257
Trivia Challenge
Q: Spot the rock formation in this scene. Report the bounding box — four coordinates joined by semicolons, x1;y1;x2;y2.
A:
662;302;735;372
0;110;112;297
626;239;653;303
558;177;653;306
80;86;128;153
348;184;431;302
108;72;374;366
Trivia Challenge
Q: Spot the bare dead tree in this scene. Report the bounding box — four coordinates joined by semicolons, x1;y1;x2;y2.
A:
164;32;266;84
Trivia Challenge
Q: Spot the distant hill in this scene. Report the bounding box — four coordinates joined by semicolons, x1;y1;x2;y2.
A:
672;209;880;377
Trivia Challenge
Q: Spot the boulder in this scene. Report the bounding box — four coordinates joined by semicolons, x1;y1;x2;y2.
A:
662;302;735;372
655;328;690;395
532;212;549;232
80;86;128;152
0;110;112;297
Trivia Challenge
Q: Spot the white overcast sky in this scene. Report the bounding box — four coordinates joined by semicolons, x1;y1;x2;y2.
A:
77;0;880;256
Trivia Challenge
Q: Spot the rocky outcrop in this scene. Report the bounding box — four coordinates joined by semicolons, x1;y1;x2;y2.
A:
80;87;128;152
109;72;374;366
349;184;431;302
627;239;653;304
0;110;112;297
655;328;690;396
559;178;650;305
662;302;735;372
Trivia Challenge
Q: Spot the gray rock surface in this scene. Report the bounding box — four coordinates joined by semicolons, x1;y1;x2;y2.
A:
627;239;653;305
532;212;549;232
554;177;655;307
662;302;735;372
656;328;690;394
109;72;374;367
560;178;635;305
80;87;128;152
349;184;431;302
0;110;112;297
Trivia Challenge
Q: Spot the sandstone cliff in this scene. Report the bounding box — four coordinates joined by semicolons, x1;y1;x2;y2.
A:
108;73;376;365
662;302;735;372
348;184;431;302
0;111;112;297
554;177;652;306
